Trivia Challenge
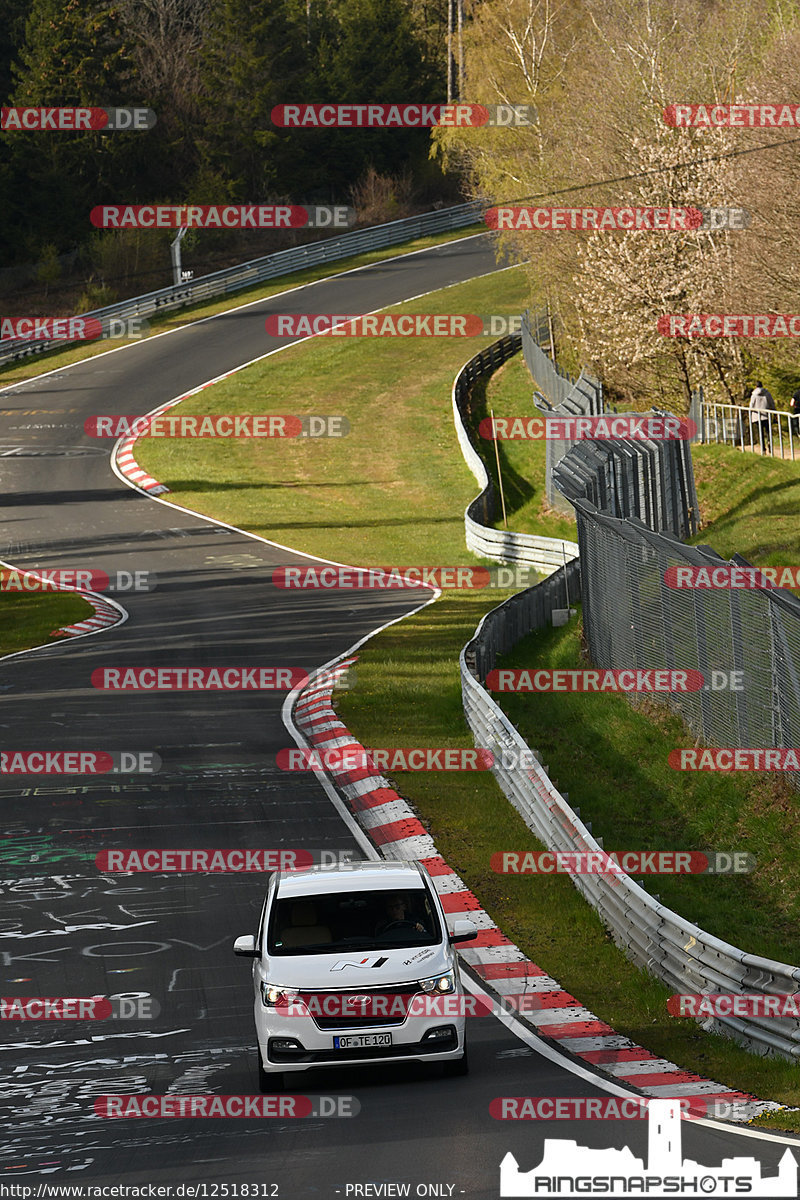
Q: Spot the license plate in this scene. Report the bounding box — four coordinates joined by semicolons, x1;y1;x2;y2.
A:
333;1033;392;1049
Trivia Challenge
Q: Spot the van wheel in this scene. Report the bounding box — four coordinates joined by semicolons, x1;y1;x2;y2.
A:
443;1045;469;1077
258;1048;284;1093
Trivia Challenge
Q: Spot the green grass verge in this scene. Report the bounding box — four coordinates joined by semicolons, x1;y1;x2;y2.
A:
0;590;95;656
334;602;800;1123
0;225;484;388
133;265;800;1124
136;266;530;564
483;354;576;541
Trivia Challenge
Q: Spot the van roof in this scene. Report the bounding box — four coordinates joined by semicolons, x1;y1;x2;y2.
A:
276;860;425;897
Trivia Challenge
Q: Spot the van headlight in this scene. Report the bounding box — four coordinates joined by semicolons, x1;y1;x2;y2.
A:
419;971;455;994
260;982;299;1007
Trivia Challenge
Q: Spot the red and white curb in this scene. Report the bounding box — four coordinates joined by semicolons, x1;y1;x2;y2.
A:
292;656;784;1124
0;559;127;642
110;368;254;497
52;592;125;638
115;438;170;495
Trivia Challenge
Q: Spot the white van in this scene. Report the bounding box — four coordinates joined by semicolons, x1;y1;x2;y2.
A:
234;860;477;1089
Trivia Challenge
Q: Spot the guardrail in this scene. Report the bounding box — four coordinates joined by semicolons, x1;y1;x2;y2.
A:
460;567;800;1060
0;200;485;368
695;393;798;461
451;333;579;575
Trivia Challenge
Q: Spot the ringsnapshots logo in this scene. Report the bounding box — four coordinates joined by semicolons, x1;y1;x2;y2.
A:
497;1098;797;1197
0;317;151;342
95;1095;359;1119
1;107;156;131
85;414;349;438
0;567;155;593
91;667;308;690
485;206;704;231
1;751;160;775
272;565;540;590
271;103;536;128
664;102;800;128
658;314;800;337
491;850;755;875
478;415;695;441
95;848;359;872
265;314;526;338
90;205;355;229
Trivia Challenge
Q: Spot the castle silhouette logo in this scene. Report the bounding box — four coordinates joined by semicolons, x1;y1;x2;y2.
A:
500;1099;797;1196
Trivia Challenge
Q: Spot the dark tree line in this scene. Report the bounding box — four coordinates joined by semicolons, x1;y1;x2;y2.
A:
1;0;454;271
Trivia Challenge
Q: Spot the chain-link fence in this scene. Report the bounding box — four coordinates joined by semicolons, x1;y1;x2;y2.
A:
570;496;800;789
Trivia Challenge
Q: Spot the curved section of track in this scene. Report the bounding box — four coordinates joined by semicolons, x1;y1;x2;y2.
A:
0;236;795;1195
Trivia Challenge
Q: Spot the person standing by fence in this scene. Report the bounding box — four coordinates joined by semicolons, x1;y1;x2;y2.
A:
790;387;800;437
748;381;775;453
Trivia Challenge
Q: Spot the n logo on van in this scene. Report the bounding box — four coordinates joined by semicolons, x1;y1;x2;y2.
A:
330;957;388;971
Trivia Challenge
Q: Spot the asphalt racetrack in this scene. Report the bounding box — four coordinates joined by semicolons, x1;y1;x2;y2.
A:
0;234;796;1196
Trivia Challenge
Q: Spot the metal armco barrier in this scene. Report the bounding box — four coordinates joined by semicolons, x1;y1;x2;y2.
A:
451;333;578;575
460;569;800;1060
458;321;800;1059
0;201;484;367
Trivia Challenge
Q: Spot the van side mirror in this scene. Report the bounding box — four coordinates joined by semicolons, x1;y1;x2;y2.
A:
449;919;478;944
233;934;258;957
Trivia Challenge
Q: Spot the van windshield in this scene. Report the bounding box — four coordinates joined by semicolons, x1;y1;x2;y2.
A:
267;887;442;956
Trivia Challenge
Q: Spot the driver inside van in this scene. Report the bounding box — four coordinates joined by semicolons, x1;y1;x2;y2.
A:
376;893;427;936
